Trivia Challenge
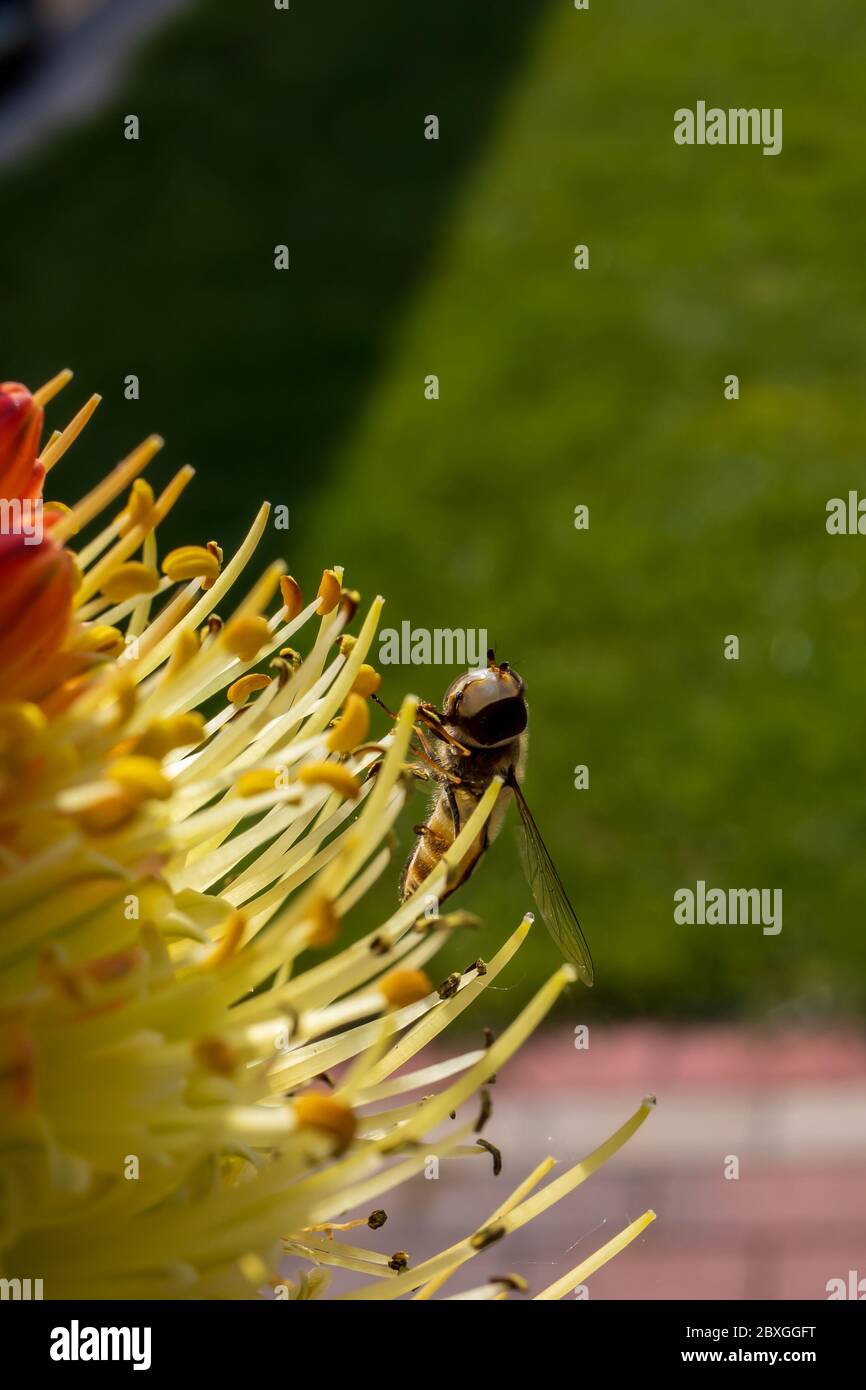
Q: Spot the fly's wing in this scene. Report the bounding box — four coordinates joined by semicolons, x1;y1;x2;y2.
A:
508;773;594;986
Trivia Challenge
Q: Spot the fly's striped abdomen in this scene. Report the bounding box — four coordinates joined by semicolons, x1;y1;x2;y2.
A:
401;785;488;907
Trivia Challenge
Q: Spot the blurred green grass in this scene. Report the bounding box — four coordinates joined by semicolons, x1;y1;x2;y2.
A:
3;1;866;1019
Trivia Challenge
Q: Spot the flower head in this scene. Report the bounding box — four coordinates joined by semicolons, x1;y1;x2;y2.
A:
0;371;655;1299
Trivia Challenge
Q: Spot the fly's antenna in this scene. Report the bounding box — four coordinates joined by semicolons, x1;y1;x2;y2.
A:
487;647;496;666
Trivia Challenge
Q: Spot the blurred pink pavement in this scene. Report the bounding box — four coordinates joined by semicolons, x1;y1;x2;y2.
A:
345;1025;866;1300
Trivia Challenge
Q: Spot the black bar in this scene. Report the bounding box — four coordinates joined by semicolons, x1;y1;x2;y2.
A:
2;1298;860;1374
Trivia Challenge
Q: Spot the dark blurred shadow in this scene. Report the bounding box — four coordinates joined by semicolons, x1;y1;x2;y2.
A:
0;0;547;553
0;0;44;95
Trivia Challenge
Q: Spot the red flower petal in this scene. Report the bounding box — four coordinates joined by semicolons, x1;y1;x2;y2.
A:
0;533;75;700
0;382;45;503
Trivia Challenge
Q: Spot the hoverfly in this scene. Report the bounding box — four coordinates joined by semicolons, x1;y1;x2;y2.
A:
378;650;593;986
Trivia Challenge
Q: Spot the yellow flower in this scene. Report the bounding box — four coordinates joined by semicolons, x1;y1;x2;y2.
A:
0;372;655;1300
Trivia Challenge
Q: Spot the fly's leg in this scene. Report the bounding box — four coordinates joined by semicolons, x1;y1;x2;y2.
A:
444;783;461;839
372;693;463;784
413;746;462;785
417;701;472;758
371;692;400;721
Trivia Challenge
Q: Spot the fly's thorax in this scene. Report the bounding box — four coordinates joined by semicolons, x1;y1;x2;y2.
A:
444;735;525;792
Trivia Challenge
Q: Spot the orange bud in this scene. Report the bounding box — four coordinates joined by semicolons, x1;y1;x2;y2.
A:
227;672;271;705
293;1094;356;1152
222;615;270;662
279;575;303;622
352;664;381;697
307;897;340;948
326;693;369;753
296;762;361;800
379;968;433;1008
316;568;341;615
